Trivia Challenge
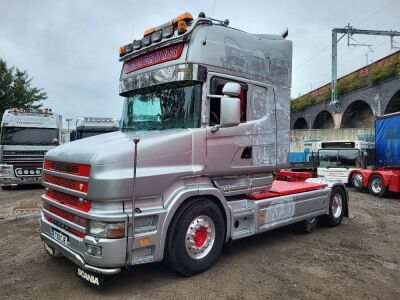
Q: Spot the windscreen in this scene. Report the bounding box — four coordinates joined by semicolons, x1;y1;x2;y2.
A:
121;81;202;131
77;130;117;139
318;149;360;168
1;127;58;145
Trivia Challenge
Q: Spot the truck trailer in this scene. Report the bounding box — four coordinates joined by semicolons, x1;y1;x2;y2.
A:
39;12;348;286
349;112;400;197
0;108;61;189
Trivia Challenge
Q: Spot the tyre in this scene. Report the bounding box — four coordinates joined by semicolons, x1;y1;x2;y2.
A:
298;217;318;233
324;187;345;227
351;172;364;191
368;174;386;197
1;186;12;191
165;198;225;276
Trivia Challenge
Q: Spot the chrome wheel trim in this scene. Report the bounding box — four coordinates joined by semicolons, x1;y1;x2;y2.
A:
332;193;343;219
185;215;215;260
352;173;363;188
371;178;383;194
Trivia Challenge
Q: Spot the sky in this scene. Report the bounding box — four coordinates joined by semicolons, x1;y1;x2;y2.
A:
0;0;399;126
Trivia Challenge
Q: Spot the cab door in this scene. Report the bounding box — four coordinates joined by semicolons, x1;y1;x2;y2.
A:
205;73;277;176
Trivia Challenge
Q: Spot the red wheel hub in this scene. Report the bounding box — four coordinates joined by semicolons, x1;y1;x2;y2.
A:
194;227;207;247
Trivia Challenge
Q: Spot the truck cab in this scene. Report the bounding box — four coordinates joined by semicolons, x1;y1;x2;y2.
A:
317;140;375;184
75;117;119;140
0;108;61;189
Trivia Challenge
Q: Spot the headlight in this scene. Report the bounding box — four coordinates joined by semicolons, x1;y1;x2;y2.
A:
88;220;125;239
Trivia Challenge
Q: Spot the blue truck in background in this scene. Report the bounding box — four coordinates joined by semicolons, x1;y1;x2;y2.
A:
375;112;400;168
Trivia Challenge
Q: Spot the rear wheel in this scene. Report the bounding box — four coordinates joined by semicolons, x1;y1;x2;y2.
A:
368;174;386;197
324;187;345;227
165;198;225;276
351;172;364;191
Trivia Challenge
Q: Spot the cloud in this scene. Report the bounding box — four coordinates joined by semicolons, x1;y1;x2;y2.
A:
0;0;398;124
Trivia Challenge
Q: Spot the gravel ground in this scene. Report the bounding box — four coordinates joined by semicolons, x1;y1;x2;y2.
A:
0;186;399;299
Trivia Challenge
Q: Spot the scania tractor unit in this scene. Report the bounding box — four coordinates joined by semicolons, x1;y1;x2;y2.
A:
39;12;348;286
0;108;61;189
74;117;119;140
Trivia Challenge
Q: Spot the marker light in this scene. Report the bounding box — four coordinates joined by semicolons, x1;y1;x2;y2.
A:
142;35;151;47
132;39;142;50
162;25;174;38
119;46;125;57
143;12;193;37
12;108;18;112
173;12;193;24
151;30;162;43
177;21;187;35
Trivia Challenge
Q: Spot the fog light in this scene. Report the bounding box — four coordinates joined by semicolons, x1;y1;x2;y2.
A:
85;244;102;257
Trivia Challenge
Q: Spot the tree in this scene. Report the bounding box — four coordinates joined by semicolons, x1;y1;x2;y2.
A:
0;58;47;122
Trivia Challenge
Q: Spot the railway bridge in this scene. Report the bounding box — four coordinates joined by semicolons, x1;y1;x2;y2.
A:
291;51;400;129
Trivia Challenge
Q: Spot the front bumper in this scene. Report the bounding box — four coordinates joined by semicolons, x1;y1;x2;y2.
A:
40;212;126;275
40;233;121;275
0;175;42;186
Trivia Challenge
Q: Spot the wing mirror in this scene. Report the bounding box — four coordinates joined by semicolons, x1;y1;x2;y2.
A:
212;82;241;131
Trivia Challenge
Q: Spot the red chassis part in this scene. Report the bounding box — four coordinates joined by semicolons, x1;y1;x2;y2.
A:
248;171;327;200
349;168;400;193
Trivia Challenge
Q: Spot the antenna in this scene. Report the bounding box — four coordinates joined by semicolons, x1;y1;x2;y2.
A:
202;0;218;46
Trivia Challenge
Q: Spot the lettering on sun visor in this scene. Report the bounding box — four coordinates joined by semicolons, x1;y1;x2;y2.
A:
124;43;184;74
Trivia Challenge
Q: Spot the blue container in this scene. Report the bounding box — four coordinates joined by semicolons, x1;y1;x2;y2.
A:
375;112;400;168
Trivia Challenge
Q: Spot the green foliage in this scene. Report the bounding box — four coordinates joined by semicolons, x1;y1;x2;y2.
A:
0;58;47;122
368;60;400;86
291;57;400;112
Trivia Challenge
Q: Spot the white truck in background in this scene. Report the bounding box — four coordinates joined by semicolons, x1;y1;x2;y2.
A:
75;117;119;140
317;140;375;184
0;108;61;189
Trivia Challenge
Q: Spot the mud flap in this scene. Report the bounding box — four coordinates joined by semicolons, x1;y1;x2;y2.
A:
76;267;105;289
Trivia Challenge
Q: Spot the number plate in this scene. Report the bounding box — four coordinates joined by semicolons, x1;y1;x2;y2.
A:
52;229;68;245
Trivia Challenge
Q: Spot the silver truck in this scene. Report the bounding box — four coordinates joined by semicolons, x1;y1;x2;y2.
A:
75;117;119;140
40;12;348;286
0;108;61;189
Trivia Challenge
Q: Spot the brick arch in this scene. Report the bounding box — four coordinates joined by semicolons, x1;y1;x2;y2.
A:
384;88;400;115
341;100;374;128
312;110;334;129
293;117;308;129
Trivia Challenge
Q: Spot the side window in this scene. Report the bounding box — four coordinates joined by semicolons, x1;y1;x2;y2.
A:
209;77;247;126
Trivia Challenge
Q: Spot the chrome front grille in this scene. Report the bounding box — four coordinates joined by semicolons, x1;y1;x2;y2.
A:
2;150;46;167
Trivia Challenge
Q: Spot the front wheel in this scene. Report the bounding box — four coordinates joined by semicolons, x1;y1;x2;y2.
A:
324;187;346;227
368;174;386;197
165;198;225;276
351;172;364;191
